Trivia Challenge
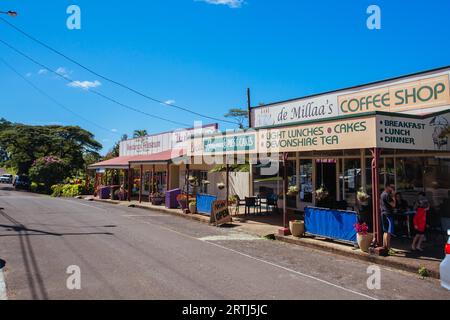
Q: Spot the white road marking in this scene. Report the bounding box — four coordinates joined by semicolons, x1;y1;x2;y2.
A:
0;267;7;300
124;215;377;300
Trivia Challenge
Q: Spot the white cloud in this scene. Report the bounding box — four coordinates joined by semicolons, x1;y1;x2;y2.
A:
67;80;102;90
55;67;71;77
164;99;176;105
38;69;48;75
111;128;118;132
25;72;32;78
196;0;245;8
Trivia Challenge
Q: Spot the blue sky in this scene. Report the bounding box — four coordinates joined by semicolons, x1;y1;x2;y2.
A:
1;0;449;154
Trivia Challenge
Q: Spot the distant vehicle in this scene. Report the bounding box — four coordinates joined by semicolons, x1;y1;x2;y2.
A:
441;229;450;291
0;174;13;184
13;175;31;190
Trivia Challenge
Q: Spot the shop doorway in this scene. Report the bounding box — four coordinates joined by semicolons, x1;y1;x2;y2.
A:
316;159;337;204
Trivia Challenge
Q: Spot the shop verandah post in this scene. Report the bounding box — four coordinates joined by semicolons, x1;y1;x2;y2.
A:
371;147;388;256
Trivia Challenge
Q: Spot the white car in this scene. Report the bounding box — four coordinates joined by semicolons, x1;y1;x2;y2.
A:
441;229;450;291
0;174;13;184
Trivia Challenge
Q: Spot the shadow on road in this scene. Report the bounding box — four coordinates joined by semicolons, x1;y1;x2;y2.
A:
0;207;114;300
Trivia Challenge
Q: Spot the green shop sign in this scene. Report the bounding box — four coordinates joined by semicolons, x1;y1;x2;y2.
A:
203;134;256;153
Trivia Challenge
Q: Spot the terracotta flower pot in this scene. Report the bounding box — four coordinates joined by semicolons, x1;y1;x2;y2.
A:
357;233;373;252
189;203;197;214
289;221;305;237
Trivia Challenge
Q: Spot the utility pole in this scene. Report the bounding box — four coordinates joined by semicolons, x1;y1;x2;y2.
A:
247;88;251;128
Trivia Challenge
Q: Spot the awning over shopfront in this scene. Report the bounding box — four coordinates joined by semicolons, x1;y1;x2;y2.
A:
128;149;186;166
88;149;187;170
88;155;140;170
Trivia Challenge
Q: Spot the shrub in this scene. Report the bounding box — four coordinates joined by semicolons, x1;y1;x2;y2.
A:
51;184;64;197
31;182;48;194
51;183;83;197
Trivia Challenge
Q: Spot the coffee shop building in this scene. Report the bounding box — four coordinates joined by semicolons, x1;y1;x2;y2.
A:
190;66;450;245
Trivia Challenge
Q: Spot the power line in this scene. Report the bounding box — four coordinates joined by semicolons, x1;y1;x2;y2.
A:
0;38;191;128
0;17;238;125
0;57;122;136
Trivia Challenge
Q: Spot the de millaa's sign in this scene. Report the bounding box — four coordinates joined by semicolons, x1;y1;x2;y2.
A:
251;70;450;128
120;124;217;156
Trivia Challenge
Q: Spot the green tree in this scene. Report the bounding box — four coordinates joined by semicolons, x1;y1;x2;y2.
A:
103;134;128;160
29;156;69;191
133;130;148;138
0;121;102;175
224;108;249;129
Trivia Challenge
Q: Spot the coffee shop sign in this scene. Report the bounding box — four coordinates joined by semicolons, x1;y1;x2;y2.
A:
252;72;450;128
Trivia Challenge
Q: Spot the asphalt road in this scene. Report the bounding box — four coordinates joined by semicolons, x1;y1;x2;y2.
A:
0;185;449;300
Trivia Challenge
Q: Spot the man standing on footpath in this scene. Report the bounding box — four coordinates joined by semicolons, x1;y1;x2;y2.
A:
380;183;396;250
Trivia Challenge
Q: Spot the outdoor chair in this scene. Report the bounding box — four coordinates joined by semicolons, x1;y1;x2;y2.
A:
233;195;246;215
264;194;278;214
244;196;262;215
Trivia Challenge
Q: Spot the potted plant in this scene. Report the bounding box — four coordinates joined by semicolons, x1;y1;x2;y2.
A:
189;200;197;214
287;185;299;197
188;176;197;183
289;220;305;237
357;188;370;205
314;186;329;202
354;222;373;253
176;194;188;211
150;192;165;205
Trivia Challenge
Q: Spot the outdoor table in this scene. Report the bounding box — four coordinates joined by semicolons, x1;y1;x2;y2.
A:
393;210;416;238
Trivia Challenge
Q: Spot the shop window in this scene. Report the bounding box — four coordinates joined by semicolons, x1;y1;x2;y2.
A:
190;170;208;194
299;159;313;203
286;160;297;208
152;172;167;193
339;158;361;208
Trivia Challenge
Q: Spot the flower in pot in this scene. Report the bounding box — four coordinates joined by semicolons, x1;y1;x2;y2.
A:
289;220;305;237
314;186;329;202
217;182;225;190
188;200;197;214
287;185;299;197
354;222;373;253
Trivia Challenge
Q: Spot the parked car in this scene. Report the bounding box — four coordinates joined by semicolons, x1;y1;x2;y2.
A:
441;229;450;291
13;175;31;190
0;174;13;184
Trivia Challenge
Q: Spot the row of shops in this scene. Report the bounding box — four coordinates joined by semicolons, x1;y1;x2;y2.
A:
89;66;450;251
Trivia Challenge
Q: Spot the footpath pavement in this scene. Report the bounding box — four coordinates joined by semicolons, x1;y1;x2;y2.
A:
84;196;443;279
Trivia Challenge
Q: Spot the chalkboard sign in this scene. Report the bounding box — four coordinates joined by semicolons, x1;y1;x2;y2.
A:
211;200;232;226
